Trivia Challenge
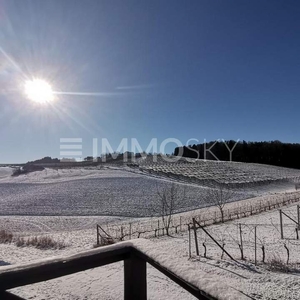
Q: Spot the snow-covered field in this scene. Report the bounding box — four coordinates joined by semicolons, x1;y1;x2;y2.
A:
0;166;255;217
0;164;297;218
1;202;300;299
1;162;300;299
138;156;300;187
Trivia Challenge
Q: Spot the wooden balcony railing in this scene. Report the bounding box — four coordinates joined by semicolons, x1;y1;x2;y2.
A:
0;241;244;300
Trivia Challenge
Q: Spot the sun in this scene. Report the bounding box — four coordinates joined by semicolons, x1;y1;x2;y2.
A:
24;79;54;104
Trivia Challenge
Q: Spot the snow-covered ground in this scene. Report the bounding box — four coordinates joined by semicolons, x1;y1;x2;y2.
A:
0;166;131;184
1;202;300;299
1;163;300;299
138;156;300;186
0;165;297;218
0;166;255;217
0;167;13;179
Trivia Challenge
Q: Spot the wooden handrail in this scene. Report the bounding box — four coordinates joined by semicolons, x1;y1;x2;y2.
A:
0;242;238;300
0;246;131;291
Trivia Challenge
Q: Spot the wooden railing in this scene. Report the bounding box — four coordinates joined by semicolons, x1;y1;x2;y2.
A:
0;242;218;300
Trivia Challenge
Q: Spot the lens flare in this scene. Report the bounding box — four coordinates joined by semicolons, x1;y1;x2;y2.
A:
24;79;54;104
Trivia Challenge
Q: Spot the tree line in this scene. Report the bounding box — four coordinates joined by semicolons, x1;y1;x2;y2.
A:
174;140;300;169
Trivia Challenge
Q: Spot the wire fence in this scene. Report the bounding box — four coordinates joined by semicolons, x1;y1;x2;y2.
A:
97;191;300;243
189;203;300;265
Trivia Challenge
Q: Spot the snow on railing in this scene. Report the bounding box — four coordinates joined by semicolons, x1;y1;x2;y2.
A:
0;240;249;300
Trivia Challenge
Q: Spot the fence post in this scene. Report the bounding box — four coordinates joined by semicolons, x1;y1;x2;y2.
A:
297;205;300;230
96;225;99;246
124;252;147;300
121;226;124;240
192;219;199;256
254;226;257;265
279;209;284;239
239;224;244;260
180;216;182;232
129;223;132;240
188;225;191;258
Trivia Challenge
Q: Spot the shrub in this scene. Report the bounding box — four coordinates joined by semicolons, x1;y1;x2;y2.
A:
11;164;44;177
15;237;26;247
15;236;66;250
0;230;66;250
0;230;13;243
267;258;290;273
11;167;23;177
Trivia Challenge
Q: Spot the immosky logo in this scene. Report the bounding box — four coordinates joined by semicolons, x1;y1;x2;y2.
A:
60;138;82;161
59;138;240;162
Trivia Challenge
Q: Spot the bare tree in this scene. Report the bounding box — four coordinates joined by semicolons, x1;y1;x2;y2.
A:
153;183;186;236
205;184;235;223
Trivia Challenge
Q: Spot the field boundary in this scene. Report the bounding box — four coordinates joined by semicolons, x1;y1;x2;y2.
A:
98;191;300;242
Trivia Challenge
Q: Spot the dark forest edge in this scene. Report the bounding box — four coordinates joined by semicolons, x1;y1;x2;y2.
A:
3;141;300;170
174;140;300;170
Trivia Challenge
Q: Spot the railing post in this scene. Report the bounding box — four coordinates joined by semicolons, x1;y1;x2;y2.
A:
124;252;147;300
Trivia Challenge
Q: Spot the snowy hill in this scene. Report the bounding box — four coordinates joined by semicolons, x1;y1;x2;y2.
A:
136;156;300;187
0;161;298;217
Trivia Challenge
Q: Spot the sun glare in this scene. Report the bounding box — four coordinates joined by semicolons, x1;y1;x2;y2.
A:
24;79;54;104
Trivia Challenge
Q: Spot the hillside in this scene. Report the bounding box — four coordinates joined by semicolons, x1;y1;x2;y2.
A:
135;155;300;188
1;159;300;218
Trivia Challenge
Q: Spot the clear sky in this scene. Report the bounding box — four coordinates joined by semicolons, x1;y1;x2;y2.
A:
0;0;300;163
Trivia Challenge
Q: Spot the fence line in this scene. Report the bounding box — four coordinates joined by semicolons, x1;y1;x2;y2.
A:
97;191;300;242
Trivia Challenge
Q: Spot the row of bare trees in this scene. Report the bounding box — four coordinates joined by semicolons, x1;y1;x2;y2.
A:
153;182;234;236
152;183;186;236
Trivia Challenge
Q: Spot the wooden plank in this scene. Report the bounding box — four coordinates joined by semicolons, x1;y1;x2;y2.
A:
0;245;218;300
0;246;131;290
124;252;147;300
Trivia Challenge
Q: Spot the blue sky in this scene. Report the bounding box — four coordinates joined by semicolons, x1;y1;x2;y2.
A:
0;0;300;163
